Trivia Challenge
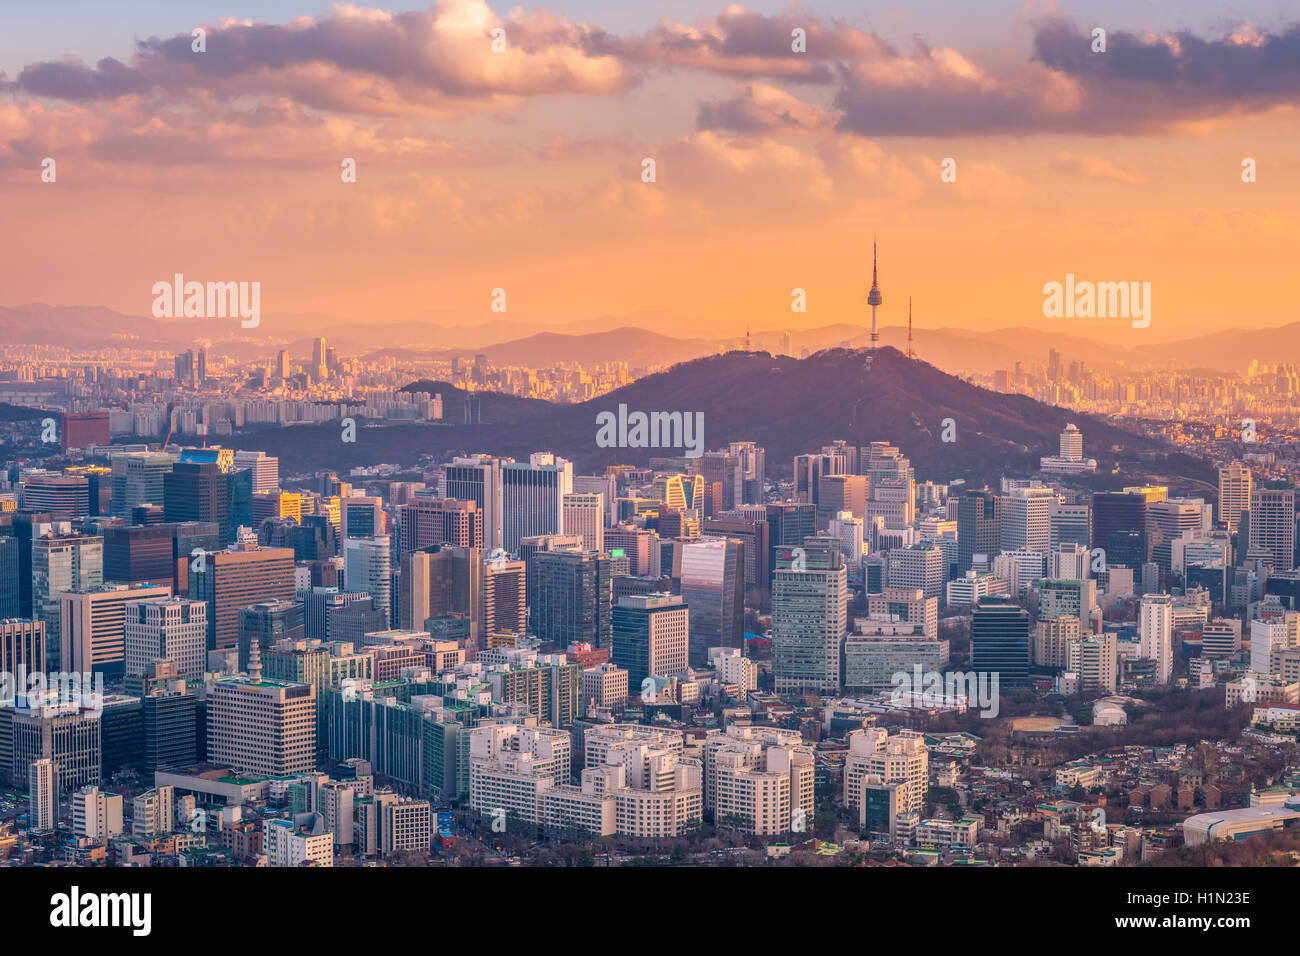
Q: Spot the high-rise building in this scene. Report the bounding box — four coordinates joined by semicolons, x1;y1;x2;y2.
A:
233;450;279;494
8;705;101;790
110;452;175;518
702;516;770;591
999;487;1056;553
970;597;1029;687
60;583;172;676
71;785;123;841
207;650;316;777
501;453;573;555
103;524;175;586
341;497;384;539
957;490;1000;573
28;757;58;831
164;461;232;541
1248;483;1296;572
816;475;867;531
399;545;482;642
444;456;503;550
33;533;103;669
238;600;304;672
527;550;612;650
1092;490;1149;570
1139;593;1174;684
0;618;45;678
610;593;689;692
604;527;661;578
189;542;295;651
398;497;482;553
22;474;91;519
705;725;814;835
680;537;745;666
1049;500;1091;549
142;683;198;776
843;728;929;823
562;493;605;552
1146;498;1208;574
885;544;946;600
1067;633;1118;694
0;536;18;619
482;556;526;642
1218;461;1252;533
343;536;392;627
772;534;848;695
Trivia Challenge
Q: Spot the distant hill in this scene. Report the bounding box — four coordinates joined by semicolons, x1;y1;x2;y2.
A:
230;347;1213;488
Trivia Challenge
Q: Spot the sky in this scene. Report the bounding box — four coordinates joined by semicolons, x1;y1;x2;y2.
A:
1;0;1297;344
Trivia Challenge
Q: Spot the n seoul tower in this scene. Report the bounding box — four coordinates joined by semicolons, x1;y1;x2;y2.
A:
867;239;883;349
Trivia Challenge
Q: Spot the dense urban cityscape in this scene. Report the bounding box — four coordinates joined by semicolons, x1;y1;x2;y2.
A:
3;0;1293;937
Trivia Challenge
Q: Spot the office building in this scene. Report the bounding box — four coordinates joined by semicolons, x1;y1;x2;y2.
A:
189;542;294;651
29;757;58;831
443;456;503;550
527;550;612;649
501;453;573;555
60;583;172;676
398;497;482;553
1218;461;1252;534
610;593;689;692
123;596;208;682
561;493;605;553
680;537;745;666
957;490;1000;573
772;534;848;695
1249;484;1296;572
33;533;103;669
970;597;1030;686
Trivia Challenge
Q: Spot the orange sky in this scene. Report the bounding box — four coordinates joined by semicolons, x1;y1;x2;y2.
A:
1;2;1298;344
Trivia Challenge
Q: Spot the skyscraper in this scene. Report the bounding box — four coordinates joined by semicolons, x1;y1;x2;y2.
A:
1248;483;1296;572
1139;593;1173;684
343;535;392;627
125;596;208;681
60;583;172;676
32;533;103;669
772;534;847;695
398;497;482;553
444;455;503;550
189;541;295;651
1218;461;1252;533
999;486;1056;554
970;597;1029;687
562;493;605;552
610;593;689;692
680;537;745;666
527;550;612;650
957;490;1000;574
501;453;573;555
164;461;231;541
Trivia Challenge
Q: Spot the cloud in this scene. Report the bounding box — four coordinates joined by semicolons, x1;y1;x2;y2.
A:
696;82;834;133
8;0;632;116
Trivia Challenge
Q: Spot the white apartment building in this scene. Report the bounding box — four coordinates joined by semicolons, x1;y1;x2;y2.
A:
843;728;929;821
704;725;814;836
264;814;334;867
72;785;124;842
1138;594;1173;684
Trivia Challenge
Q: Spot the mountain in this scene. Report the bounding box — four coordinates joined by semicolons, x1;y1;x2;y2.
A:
228;347;1213;489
